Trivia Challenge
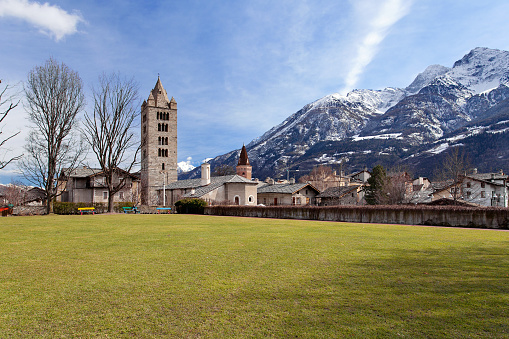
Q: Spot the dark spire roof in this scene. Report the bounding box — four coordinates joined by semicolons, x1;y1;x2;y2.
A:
237;145;250;166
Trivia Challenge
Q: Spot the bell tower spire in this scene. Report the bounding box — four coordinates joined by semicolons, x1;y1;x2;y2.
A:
236;144;252;180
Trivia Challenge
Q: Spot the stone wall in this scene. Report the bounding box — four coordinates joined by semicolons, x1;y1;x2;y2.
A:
204;205;509;229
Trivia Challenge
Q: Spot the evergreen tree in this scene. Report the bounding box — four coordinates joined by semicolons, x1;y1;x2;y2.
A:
364;165;387;205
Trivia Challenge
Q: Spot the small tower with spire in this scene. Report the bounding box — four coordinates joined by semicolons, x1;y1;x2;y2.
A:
236;145;252;180
140;77;178;205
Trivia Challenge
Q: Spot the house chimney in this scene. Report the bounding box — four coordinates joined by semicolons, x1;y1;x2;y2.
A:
268;178;275;185
499;169;504;175
289;178;295;184
473;168;478;174
201;163;211;186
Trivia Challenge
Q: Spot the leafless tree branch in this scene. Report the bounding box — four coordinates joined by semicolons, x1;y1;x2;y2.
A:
82;73;140;212
19;58;86;214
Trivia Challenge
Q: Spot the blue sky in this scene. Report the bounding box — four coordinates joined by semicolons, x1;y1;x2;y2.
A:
1;0;509;183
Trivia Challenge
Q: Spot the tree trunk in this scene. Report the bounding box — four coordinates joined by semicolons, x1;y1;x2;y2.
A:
108;192;115;213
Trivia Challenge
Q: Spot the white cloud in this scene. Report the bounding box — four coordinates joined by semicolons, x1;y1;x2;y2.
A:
341;0;412;93
0;0;83;41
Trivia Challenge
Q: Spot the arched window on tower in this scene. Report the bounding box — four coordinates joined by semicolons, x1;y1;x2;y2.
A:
158;148;161;157
165;149;168;157
162;163;165;171
166;124;168;132
157;112;159;120
158;136;161;145
166;112;169;120
158;123;161;131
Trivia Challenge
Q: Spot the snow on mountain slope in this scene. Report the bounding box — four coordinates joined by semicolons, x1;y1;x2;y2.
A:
182;47;509;180
177;161;195;173
448;47;509;93
406;64;451;94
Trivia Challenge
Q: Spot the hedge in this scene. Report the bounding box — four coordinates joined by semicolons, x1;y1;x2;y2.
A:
174;198;208;214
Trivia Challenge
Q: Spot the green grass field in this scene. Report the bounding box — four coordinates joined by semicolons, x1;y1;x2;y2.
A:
0;214;508;338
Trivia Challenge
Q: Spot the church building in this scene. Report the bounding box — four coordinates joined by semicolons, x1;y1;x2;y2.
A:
140;77;178;205
162;147;258;207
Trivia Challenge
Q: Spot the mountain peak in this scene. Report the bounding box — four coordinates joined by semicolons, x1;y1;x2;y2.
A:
406;64;450;94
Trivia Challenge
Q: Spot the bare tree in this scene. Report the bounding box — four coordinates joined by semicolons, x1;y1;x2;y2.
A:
20;58;86;214
436;146;470;203
212;164;235;177
299;165;333;191
0;80;22;169
82;73;140;212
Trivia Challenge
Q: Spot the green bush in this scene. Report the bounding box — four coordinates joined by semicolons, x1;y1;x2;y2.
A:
174;198;208;214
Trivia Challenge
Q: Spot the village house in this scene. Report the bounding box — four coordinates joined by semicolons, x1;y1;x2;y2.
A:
257;178;320;206
316;184;365;206
460;169;508;207
163;146;258;206
56;166;141;204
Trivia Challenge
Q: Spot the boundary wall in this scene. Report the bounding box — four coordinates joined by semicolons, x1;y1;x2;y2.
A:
204;205;509;229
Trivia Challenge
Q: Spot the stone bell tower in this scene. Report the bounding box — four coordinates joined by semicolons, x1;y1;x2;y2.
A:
236;144;252;180
141;77;177;205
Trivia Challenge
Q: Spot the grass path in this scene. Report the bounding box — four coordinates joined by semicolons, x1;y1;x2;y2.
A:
0;214;508;338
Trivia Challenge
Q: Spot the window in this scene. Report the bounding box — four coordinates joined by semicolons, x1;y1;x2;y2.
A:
103;191;108;199
466;182;471;188
248;195;254;203
234;196;240;205
119;192;124;200
466;191;471;198
157;112;159;120
481;182;485;188
143;114;146;123
143;126;146;134
162;163;165;171
481;191;486;198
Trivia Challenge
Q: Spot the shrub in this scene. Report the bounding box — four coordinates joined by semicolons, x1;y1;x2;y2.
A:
174;198;208;214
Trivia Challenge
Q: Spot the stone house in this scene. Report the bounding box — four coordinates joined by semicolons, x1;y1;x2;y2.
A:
460;170;508;207
257;180;319;206
57;166;141;204
316;185;365;206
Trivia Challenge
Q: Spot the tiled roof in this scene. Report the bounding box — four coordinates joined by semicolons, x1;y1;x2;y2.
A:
316;185;359;198
164;175;257;198
257;182;317;194
64;167;102;178
467;173;508;181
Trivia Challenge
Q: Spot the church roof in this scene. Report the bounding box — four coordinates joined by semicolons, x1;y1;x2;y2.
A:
163;174;257;198
257;182;319;194
237;145;250;166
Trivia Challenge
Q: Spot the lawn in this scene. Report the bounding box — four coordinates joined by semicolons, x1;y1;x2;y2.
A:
0;214;508;338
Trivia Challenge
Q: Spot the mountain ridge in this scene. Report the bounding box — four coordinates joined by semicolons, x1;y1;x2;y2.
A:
180;47;509;180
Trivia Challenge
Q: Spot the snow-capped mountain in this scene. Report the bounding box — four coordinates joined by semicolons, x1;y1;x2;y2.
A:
177;161;195;174
180;47;509;180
